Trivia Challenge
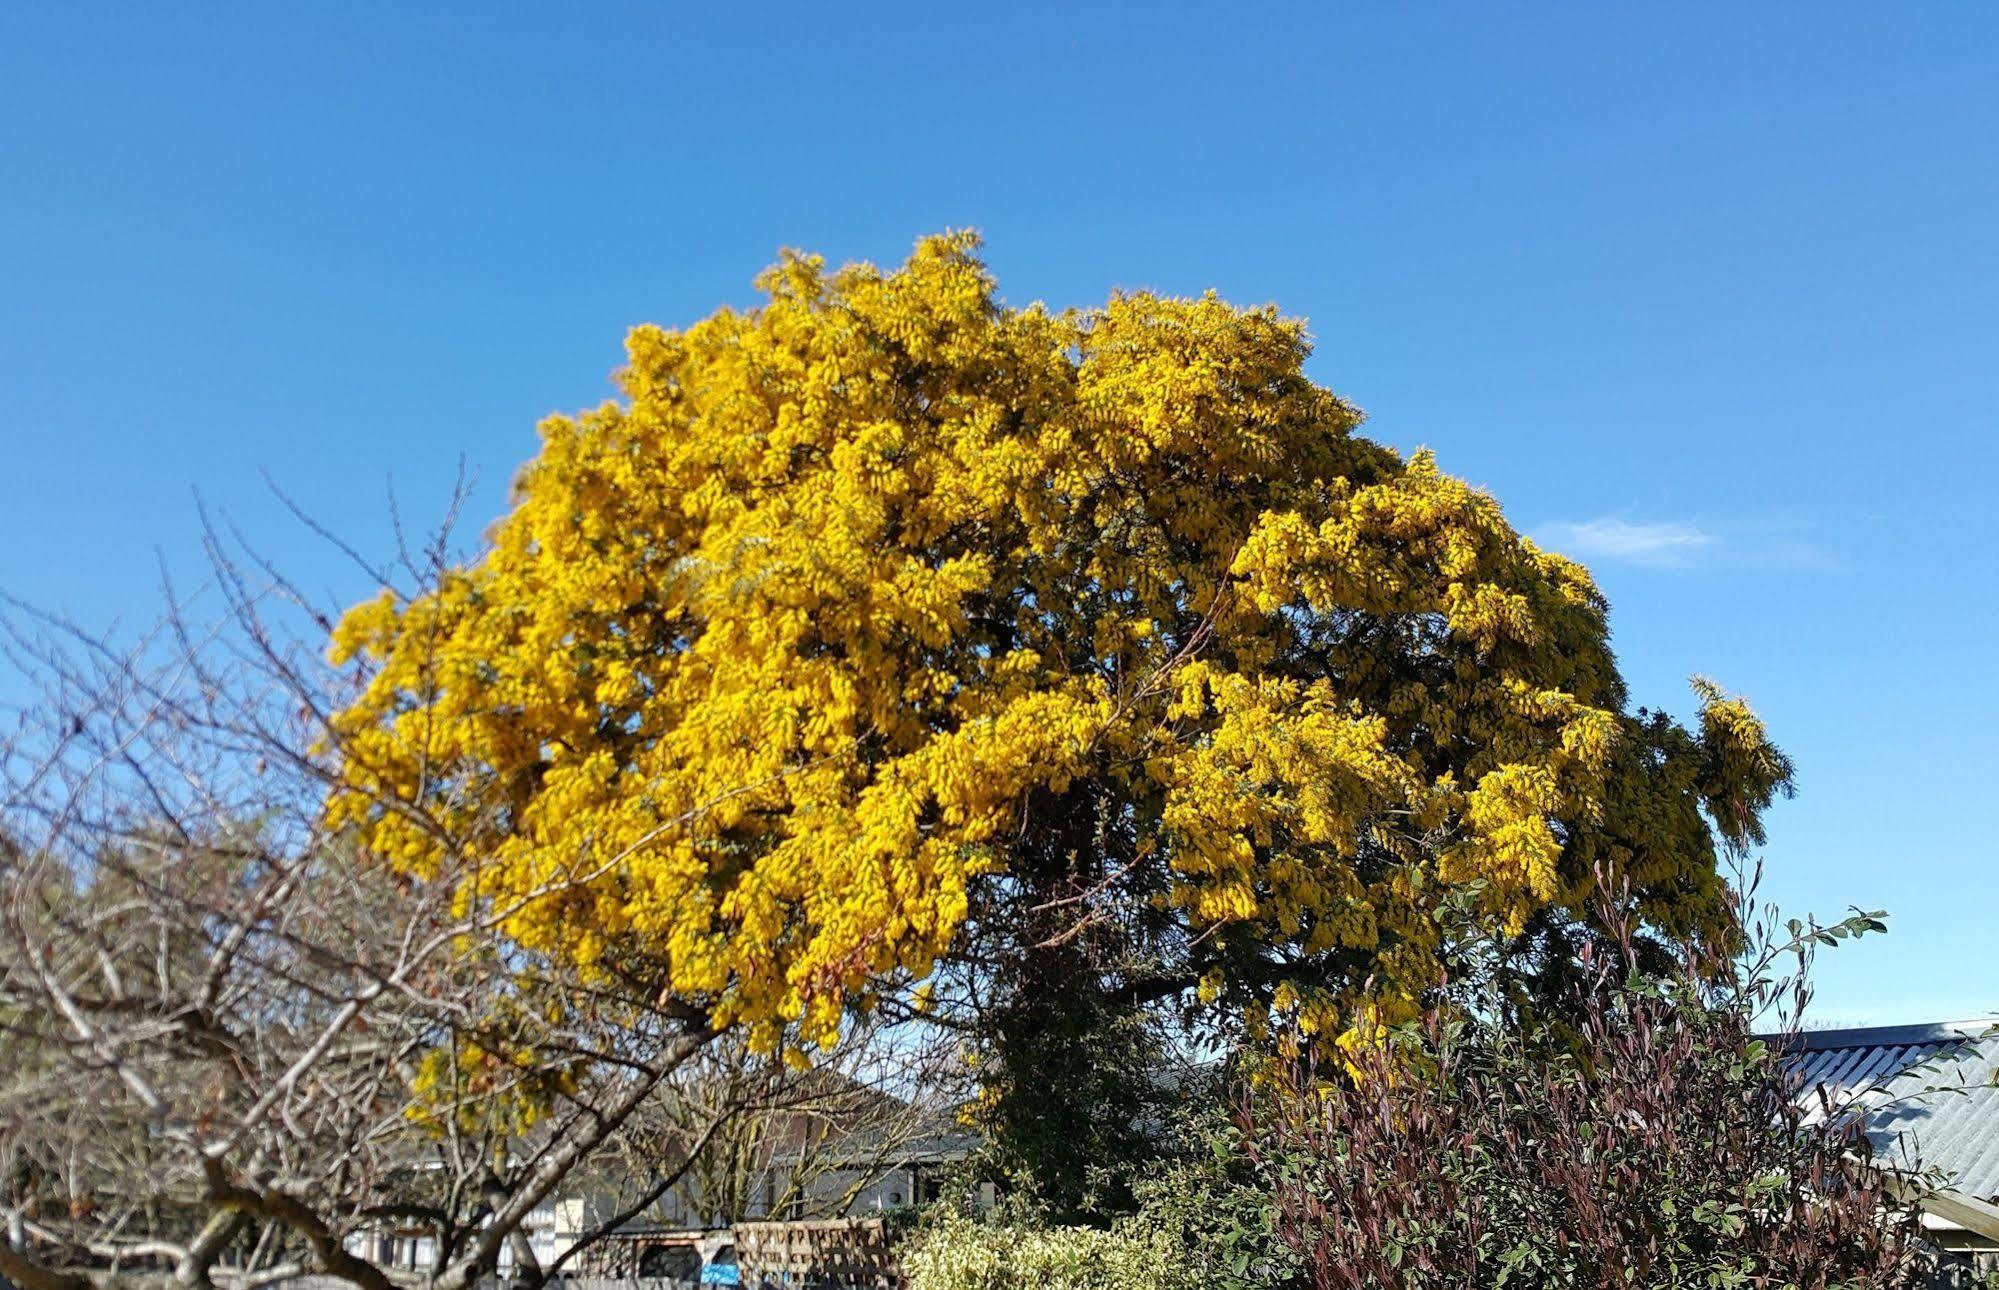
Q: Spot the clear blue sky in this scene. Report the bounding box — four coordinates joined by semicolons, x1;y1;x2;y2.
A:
3;4;1992;1025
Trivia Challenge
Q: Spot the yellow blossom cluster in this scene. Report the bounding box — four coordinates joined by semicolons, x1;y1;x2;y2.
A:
326;234;1786;1052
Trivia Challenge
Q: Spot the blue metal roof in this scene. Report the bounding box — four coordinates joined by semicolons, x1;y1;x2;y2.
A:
1776;1019;1999;1202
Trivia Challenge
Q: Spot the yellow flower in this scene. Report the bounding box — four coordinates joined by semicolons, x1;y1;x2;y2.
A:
326;233;1787;1056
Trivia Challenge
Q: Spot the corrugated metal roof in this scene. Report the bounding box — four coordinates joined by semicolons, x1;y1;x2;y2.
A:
1775;1019;1999;1202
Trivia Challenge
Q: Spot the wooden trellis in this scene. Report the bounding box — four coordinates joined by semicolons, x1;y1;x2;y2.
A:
733;1217;904;1287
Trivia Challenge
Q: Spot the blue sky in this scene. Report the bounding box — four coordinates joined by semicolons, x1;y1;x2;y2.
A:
3;4;1993;1024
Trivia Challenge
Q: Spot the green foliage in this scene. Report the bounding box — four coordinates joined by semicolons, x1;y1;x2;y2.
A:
1124;1106;1302;1289
967;970;1174;1220
901;1208;1200;1290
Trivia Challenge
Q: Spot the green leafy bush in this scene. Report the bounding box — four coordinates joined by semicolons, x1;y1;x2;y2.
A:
901;1209;1199;1290
1123;1107;1300;1289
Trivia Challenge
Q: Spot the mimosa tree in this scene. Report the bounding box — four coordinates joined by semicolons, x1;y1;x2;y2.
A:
326;234;1790;1201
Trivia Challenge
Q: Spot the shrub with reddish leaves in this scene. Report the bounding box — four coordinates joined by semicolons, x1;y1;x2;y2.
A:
1238;887;1928;1289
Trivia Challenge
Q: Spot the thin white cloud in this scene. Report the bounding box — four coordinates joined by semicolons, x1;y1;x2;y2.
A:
1535;518;1720;568
1533;515;1839;572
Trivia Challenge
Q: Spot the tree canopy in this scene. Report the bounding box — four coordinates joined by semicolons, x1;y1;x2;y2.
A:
326;233;1791;1060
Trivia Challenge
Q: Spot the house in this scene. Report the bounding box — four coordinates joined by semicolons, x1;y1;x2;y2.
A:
325;1063;977;1283
1778;1018;1999;1274
527;1099;980;1278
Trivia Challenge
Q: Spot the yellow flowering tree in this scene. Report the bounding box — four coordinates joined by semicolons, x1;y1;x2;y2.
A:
326;233;1788;1094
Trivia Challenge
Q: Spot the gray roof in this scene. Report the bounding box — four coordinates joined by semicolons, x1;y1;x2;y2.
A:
1776;1019;1999;1202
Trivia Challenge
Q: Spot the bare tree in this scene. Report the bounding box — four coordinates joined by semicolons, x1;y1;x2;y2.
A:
537;1019;964;1282
665;1020;962;1225
0;510;749;1289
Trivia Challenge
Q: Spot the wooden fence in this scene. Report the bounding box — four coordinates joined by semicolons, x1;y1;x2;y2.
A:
734;1217;902;1287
